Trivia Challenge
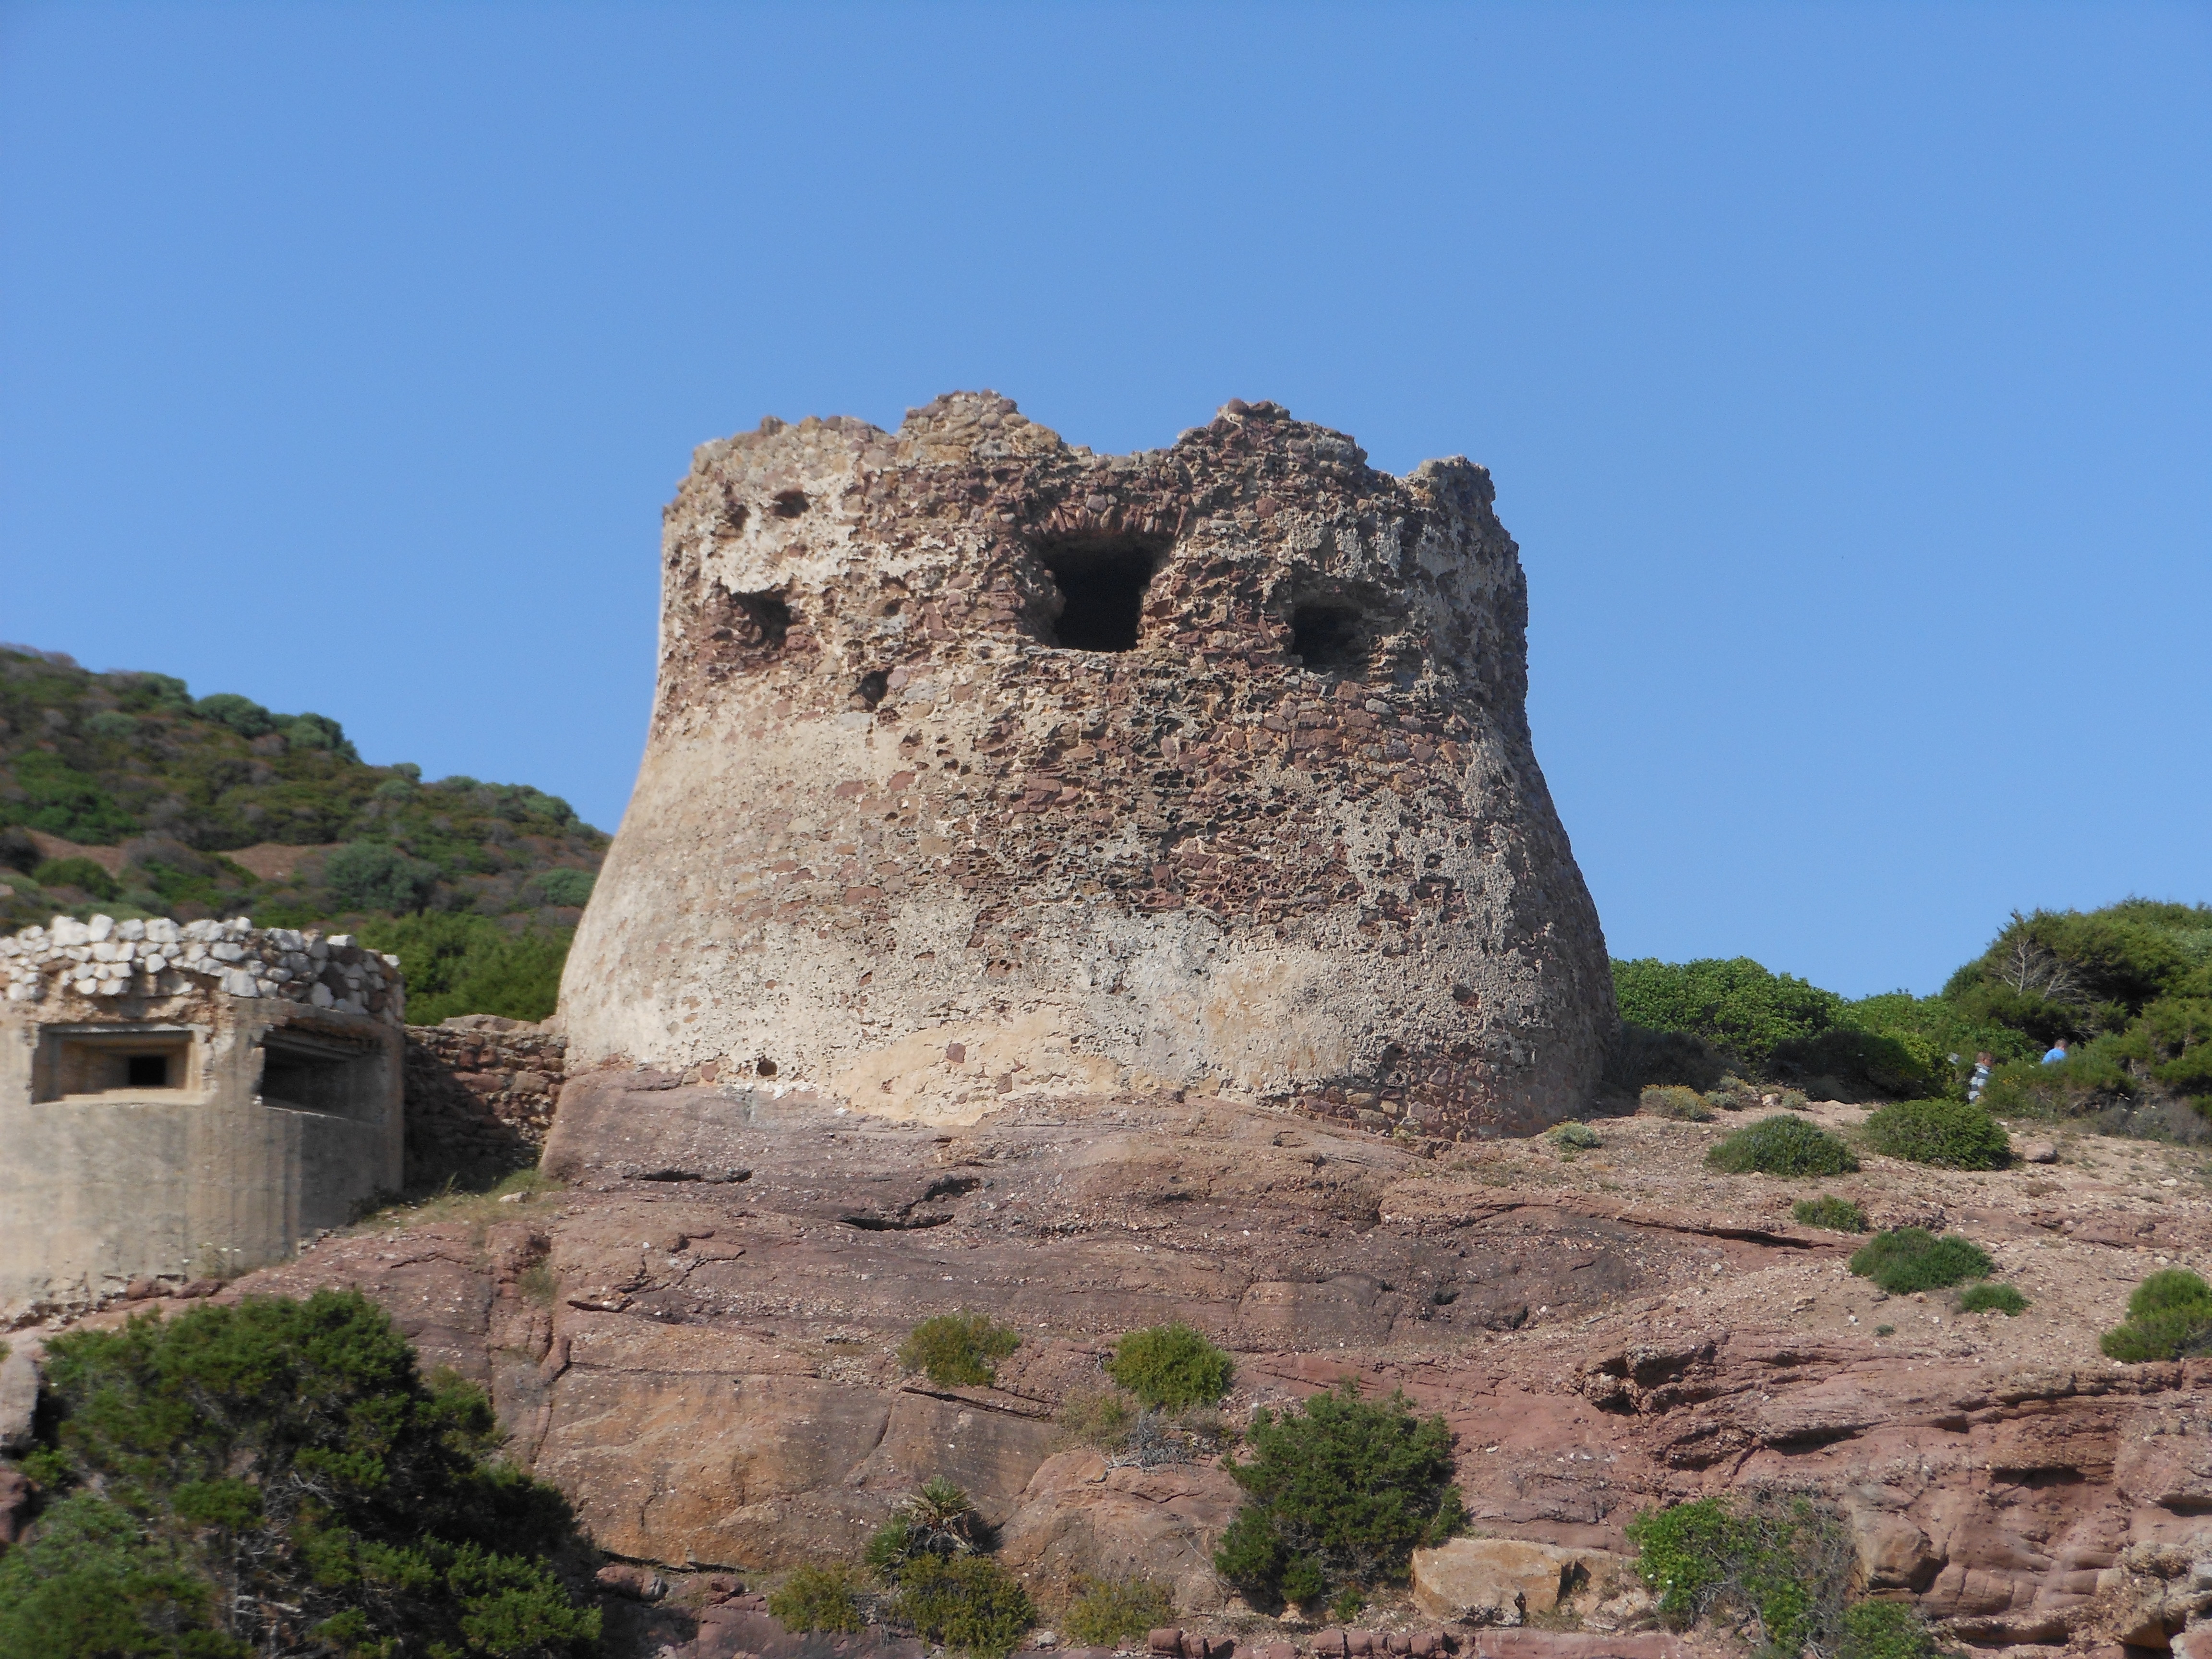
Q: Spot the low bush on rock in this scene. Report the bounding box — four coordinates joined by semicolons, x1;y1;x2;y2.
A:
1056;1386;1137;1453
1959;1283;2028;1317
1848;1229;1992;1294
2100;1269;2212;1361
890;1555;1036;1659
770;1564;868;1635
900;1312;1022;1388
1641;1085;1711;1121
1837;1598;1946;1659
1552;1122;1601;1150
1627;1490;1917;1659
1060;1576;1176;1648
1106;1323;1235;1410
1792;1195;1868;1234
1706;1116;1859;1177
0;1289;599;1659
1862;1099;2011;1169
1212;1380;1464;1610
866;1479;991;1575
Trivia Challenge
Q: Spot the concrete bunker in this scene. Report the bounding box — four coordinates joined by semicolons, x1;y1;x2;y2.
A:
1;915;406;1319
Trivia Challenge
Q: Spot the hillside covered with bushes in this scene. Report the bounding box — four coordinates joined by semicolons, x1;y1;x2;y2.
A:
1617;898;2212;1136
0;643;604;1020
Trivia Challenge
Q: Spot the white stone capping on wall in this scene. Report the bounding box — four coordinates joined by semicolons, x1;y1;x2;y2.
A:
0;915;406;1025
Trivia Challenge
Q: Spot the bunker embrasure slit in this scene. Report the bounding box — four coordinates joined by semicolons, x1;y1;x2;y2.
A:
32;1027;196;1101
1037;534;1166;652
260;1030;379;1118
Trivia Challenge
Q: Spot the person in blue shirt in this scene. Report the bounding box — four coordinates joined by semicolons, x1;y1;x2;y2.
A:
2042;1038;2071;1065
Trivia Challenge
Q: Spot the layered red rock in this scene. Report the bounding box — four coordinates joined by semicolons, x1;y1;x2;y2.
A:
560;392;1613;1139
179;1082;2212;1651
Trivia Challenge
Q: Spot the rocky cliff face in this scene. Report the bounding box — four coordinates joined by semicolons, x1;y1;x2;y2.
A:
561;392;1612;1140
172;1080;2212;1653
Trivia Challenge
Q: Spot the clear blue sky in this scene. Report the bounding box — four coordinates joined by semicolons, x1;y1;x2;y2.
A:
3;3;2205;998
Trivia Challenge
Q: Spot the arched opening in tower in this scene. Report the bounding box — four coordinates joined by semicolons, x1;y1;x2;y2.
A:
1037;535;1165;652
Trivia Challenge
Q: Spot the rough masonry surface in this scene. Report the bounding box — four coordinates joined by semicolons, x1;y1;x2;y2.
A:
562;393;1613;1138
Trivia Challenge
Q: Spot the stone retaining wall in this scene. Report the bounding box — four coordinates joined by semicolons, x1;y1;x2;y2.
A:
401;1015;567;1187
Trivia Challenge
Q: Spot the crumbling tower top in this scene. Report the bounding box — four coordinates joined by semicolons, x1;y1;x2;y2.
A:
562;392;1613;1137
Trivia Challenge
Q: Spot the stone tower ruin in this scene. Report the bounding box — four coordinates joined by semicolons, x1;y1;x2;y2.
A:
561;393;1614;1139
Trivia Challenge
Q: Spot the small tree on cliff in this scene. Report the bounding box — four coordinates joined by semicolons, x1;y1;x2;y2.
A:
1212;1381;1465;1611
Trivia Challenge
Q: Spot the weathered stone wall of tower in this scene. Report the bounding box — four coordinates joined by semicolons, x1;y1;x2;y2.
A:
560;393;1613;1139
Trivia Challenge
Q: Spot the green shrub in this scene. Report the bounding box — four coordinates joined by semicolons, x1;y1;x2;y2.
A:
1862;1099;2011;1169
322;840;440;914
1552;1122;1601;1149
770;1564;867;1634
30;856;118;900
1106;1324;1234;1410
1;751;135;843
1707;1074;1776;1112
1836;1598;1944;1659
531;867;597;908
1060;1576;1176;1648
1958;1283;2027;1317
866;1478;990;1577
0;1492;245;1658
6;1290;598;1658
1770;1026;1945;1099
1280;1555;1327;1608
1626;1491;1855;1659
1848;1229;1992;1294
1056;1386;1136;1453
1609;1023;1729;1093
1706;1116;1859;1177
1612;958;1844;1069
1979;1047;2136;1118
194;693;276;738
1212;1380;1464;1608
900;1312;1022;1388
2100;1269;2212;1362
357;912;572;1023
2126;997;2212;1095
1641;1085;1711;1121
891;1554;1036;1659
1792;1196;1868;1234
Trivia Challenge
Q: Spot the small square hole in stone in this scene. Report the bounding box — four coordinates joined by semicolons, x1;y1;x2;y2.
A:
1037;535;1166;652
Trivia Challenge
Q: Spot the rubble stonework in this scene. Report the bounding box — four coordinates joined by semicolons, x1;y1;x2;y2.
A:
0;915;405;1319
562;392;1614;1138
402;1015;567;1185
1;913;407;1022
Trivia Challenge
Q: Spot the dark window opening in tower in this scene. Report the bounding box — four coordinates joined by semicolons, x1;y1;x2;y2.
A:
1290;601;1371;675
1037;535;1165;652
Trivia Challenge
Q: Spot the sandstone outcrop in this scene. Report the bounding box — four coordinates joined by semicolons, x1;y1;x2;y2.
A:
561;393;1613;1139
1411;1538;1626;1625
132;1084;2212;1653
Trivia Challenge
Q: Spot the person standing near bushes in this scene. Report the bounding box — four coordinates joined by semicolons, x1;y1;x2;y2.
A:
1969;1051;1994;1101
2043;1038;2071;1065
